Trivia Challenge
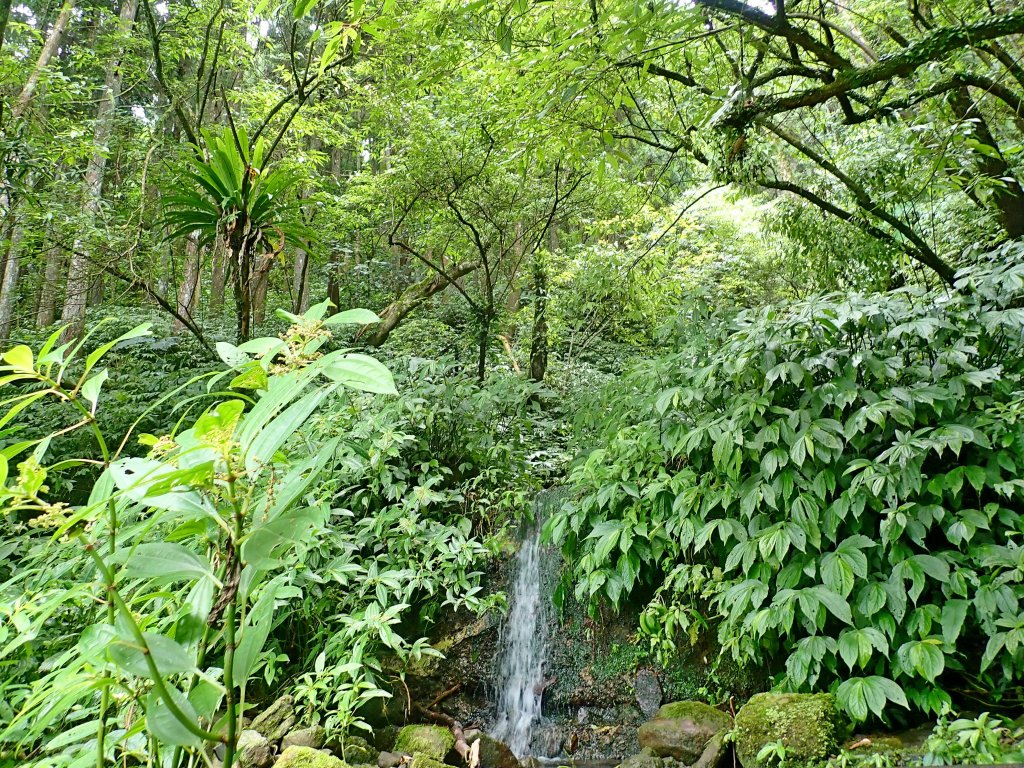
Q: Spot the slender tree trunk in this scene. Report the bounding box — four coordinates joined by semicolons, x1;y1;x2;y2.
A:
476;310;492;382
11;0;74;120
0;0;75;341
252;253;273;327
35;243;63;326
0;221;24;342
292;249;310;314
210;238;227;313
173;233;202;332
359;259;483;346
60;0;137;343
530;224;556;383
0;0;12;55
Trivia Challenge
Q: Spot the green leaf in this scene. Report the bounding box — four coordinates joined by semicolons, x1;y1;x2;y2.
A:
2;344;33;372
324;308;381;326
121;543;214;583
319;352;397;394
110;632;197;678
80;369;108;411
145;686;202;747
836;676;908;721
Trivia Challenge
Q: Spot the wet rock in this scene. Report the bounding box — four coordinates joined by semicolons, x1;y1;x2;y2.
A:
238;730;274;768
638;701;732;764
409;753;448;768
283;727;328;751
617;747;662;768
378;751;408;768
735;693;841;768
335;735;377;764
374;725;402;752
467;733;519;768
252;695;299;743
635;670;663;720
273;745;346;768
394;726;456;761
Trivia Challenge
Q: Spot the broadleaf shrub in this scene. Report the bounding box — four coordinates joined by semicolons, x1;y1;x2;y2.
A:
550;246;1024;721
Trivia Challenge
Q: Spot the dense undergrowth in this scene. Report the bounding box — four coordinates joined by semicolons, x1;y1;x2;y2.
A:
552;245;1024;724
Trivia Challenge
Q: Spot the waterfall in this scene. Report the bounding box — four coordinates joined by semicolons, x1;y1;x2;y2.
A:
491;493;559;758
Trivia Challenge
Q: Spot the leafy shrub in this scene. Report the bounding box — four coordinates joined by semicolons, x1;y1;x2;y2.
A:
548;245;1024;722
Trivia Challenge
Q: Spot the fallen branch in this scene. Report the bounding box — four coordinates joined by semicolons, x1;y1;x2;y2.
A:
413;705;480;768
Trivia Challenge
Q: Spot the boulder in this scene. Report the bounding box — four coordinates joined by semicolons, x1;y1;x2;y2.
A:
283;727;328;751
635;670;663;720
273;745;347;768
394;726;456;761
638;701;732;764
238;730;274;768
335;735;377;764
409;754;448;768
467;733;519;768
378;752;408;768
734;693;842;768
374;726;402;752
252;695;299;743
617;747;663;768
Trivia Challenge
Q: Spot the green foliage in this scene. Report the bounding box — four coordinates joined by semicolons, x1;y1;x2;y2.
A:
922;710;1023;766
550;244;1024;722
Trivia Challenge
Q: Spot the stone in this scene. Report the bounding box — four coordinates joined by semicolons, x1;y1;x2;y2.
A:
409;753;448;768
238;730;274;768
335;735;377;764
618;747;662;768
468;733;519;768
638;701;732;764
394;726;456;761
734;693;842;768
374;725;402;752
273;745;347;768
283;727;328;751
378;752;408;768
252;695;299;743
635;670;663;720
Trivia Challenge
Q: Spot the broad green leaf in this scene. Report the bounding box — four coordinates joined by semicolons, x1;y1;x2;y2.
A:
318;352;397;395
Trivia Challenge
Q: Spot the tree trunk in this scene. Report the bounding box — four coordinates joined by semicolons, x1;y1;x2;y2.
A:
476;310;492;383
0;0;12;55
252;253;274;327
949;87;1024;239
292;248;310;314
60;0;137;343
11;0;74;121
0;221;24;342
359;259;482;346
210;238;227;313
530;224;556;383
35;242;63;326
173;233;202;332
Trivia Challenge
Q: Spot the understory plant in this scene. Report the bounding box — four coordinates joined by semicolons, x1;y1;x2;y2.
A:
0;302;398;767
551;243;1024;722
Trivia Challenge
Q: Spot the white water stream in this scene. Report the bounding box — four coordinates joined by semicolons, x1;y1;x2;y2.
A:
491;521;550;757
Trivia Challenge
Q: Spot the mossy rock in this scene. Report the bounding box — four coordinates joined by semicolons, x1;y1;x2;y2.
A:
638;700;732;763
338;735;377;764
410;753;450;768
734;693;842;768
273;745;348;768
394;726;456;761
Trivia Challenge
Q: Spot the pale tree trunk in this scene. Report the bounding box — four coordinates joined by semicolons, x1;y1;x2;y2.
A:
210;238;227;313
35;242;63;326
173;233;202;332
60;0;137;343
0;221;24;342
292;249;310;314
251;254;274;327
530;223;556;383
506;221;525;315
0;0;75;341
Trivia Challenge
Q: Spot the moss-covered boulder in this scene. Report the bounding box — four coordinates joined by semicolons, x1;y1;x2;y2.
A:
467;733;519;768
273;745;347;768
336;735;377;764
394;726;455;761
638;701;732;764
282;726;328;751
252;695;299;743
734;693;842;768
410;753;449;768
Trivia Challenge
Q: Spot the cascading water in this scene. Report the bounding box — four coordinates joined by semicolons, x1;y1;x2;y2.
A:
491;492;560;758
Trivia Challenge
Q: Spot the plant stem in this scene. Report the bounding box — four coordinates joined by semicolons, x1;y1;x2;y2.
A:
222;478;245;768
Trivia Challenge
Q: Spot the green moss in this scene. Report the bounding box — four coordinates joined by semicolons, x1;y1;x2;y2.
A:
341;735;377;764
655;701;732;730
735;693;842;768
410;753;449;768
274;745;348;768
394;726;455;760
